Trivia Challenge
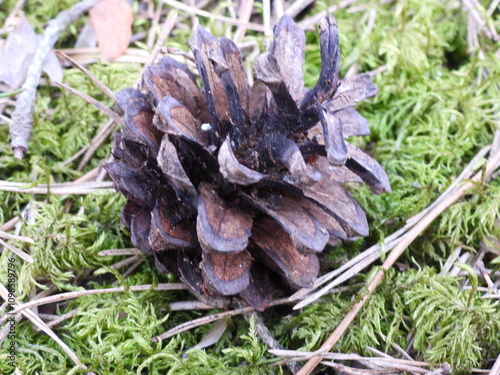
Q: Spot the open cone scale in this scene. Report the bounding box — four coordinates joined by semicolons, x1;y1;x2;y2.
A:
104;15;391;311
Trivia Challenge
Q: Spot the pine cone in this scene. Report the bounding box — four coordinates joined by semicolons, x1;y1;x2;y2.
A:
104;15;391;310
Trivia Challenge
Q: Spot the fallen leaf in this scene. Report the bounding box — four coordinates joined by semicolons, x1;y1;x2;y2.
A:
89;0;133;60
0;16;62;90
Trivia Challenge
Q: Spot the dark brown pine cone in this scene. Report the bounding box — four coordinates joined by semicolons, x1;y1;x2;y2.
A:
104;15;391;310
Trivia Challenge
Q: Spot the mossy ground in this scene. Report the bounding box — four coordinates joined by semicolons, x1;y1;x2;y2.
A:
1;0;499;374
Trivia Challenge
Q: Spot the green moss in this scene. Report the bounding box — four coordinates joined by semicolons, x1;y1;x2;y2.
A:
1;0;500;373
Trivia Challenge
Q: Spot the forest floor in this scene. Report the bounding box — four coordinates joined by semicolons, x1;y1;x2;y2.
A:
0;0;499;374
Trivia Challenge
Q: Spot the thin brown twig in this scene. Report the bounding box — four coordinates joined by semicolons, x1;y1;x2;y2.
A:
161;0;265;31
152;297;292;342
77;119;115;171
296;147;500;375
12;283;188;314
0;237;34;263
234;0;255;44
115;257;144;281
136;11;178;87
390;342;414;362
52;80;123;125
291;143;493;309
0;180;114;195
247;311;300;374
146;0;164;49
0;282;88;369
40;308;78;329
98;248;142;256
9;0;104;159
489;353;500;375
54;50;116;102
58;144;89;167
0;230;34;244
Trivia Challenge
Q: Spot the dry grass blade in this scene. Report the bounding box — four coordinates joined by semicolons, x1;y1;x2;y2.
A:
77;119;116;171
0;216;20;232
146;0;164;49
233;0;255;44
296;147;500;375
285;0;315;18
0;282;88;369
152;305;254;342
298;0;358;29
489;353;500;375
152;297;291;342
292;143;494;309
0;180;114;194
110;255;141;269
161;0;265;31
59;144;89;167
12;283;188;314
0;230;34;243
167;301;213;311
98;248;142;256
34;309;78;332
54;50;116;101
52;80;124;125
143;11;178;68
270;349;434;368
0;237;34;263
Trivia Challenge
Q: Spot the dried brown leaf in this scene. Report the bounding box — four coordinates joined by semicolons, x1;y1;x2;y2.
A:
89;0;133;60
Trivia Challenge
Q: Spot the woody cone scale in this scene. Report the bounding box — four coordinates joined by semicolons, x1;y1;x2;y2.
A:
105;15;391;310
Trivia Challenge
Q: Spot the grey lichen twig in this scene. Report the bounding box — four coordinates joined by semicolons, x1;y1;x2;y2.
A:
9;0;103;159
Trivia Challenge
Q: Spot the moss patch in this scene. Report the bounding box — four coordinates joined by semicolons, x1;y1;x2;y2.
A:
1;0;499;374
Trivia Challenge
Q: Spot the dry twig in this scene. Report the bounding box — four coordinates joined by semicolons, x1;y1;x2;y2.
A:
0;237;34;263
0;180;114;195
11;283;187;314
152;297;291;342
54;50;116;101
0;282;88;369
52;80;124;125
161;0;265;31
9;0;103;159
